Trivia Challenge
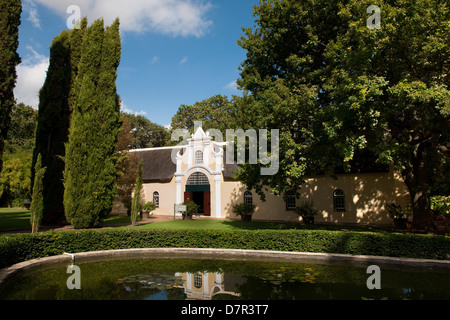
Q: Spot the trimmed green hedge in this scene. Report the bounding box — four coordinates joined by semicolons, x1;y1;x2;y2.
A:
0;228;449;269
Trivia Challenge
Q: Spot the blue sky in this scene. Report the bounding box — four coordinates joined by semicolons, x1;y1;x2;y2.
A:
14;0;260;127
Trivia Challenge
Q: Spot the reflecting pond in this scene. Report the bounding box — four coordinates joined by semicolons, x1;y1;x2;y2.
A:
1;256;449;300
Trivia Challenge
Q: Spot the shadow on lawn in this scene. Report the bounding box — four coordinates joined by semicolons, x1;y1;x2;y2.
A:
0;209;31;232
220;219;397;234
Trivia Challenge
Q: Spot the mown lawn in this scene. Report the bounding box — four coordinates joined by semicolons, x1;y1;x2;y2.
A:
132;217;400;234
102;213;135;225
0;208;403;235
0;208;31;232
0;209;152;233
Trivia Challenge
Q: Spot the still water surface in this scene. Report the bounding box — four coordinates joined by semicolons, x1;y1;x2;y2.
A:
1;256;449;300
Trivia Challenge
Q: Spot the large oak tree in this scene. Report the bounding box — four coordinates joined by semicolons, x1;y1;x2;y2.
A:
237;0;449;222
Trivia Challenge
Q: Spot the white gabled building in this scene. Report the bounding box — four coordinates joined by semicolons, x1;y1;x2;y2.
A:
116;126;411;225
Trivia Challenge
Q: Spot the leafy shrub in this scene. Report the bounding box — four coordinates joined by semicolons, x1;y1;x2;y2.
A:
142;202;156;212
1;228;449;269
431;196;450;217
182;201;199;216
232;203;256;216
294;201;319;217
387;203;411;220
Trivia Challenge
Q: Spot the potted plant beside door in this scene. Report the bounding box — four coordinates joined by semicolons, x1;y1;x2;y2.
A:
232;203;256;222
182;200;199;220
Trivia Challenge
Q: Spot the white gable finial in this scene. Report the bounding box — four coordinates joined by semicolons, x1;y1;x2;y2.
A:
192;121;207;140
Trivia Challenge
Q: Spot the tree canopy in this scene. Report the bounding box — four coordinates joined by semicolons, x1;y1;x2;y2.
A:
122;112;170;149
64;18;122;229
0;103;37;207
32;19;88;225
4;103;37;154
170;94;239;137
115;115;139;214
0;0;21;174
236;0;450;221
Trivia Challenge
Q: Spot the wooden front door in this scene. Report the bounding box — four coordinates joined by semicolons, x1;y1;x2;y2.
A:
184;191;192;203
203;191;211;216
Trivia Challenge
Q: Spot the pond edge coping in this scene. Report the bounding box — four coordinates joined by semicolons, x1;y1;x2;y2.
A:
1;248;450;286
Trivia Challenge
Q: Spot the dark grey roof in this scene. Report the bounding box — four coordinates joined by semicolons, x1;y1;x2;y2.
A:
223;161;240;180
134;148;241;183
135;149;176;183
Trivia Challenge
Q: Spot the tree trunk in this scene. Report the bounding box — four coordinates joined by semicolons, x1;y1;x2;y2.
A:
410;189;431;221
402;142;432;224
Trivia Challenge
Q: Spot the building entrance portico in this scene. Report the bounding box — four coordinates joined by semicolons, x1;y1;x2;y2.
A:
185;172;211;216
173;126;225;219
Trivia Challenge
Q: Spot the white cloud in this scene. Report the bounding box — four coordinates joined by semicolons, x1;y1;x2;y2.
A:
179;56;188;64
24;0;42;29
151;56;159;64
14;47;49;108
120;101;147;116
224;80;237;91
35;0;213;37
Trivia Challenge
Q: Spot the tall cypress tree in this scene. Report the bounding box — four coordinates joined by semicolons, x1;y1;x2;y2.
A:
30;154;46;233
131;160;143;226
0;0;21;174
64;19;122;229
32;19;87;225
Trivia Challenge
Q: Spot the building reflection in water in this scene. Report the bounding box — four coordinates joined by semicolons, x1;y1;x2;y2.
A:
175;271;241;300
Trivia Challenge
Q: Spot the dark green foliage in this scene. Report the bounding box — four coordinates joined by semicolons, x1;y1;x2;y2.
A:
141;202;156;212
236;0;350;199
0;103;37;207
32;32;71;225
170;94;239;137
115;116;139;214
237;0;450;222
0;0;21;174
182;200;199;216
0;228;448;269
32;19;88;225
30;154;46;233
122;113;170;149
64;19;122;229
0;150;32;207
4;103;37;154
294;201;319;218
232;203;256;216
319;0;450;221
431;196;450;217
131;160;143;225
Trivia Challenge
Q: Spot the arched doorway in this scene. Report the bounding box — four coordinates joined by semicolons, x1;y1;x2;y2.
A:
185;172;211;216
